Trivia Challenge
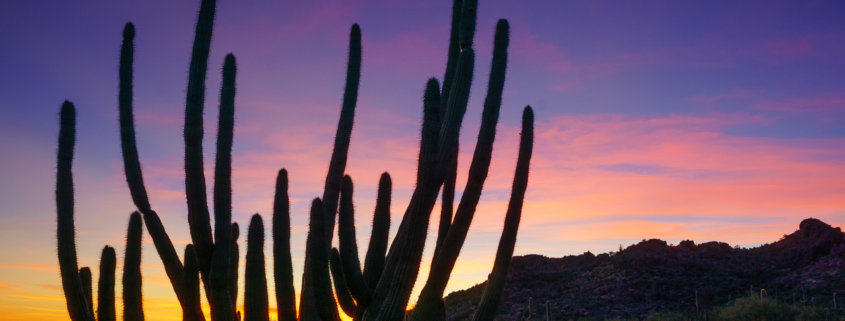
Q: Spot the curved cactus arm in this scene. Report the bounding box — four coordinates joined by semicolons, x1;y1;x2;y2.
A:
118;23;151;213
305;198;342;321
79;267;94;317
183;245;206;321
244;214;270;321
300;23;361;321
98;246;117;321
472;106;533;321
123;212;144;321
362;172;392;292
229;222;240;312
56;101;95;321
413;19;509;318
209;53;236;321
183;0;217;285
115;20;189;303
330;248;358;317
271;169;297;321
337;176;370;304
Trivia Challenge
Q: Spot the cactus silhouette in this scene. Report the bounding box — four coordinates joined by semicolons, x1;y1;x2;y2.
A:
124;212;144;321
56;0;534;320
244;214;269;321
98;246;116;321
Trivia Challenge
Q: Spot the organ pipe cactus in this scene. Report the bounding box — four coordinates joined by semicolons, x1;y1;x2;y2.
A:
57;0;535;320
98;246;117;321
124;212;144;321
244;215;269;321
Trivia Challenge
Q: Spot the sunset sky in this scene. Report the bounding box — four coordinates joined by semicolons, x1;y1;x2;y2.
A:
1;0;844;320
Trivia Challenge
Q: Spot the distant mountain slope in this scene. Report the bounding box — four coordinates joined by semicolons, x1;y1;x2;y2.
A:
444;218;845;320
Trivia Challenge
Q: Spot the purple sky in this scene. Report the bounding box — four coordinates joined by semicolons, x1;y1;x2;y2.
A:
1;1;844;319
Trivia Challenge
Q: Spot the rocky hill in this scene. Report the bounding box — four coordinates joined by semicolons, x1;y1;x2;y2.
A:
444;218;845;320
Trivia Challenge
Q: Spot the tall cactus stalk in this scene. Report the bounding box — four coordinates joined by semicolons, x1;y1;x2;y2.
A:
98;246;117;321
305;199;341;321
124;212;144;321
229;222;240;314
472;106;533;321
244;214;269;321
183;0;217;286
300;23;362;321
272;169;297;321
183;245;204;321
209;53;237;321
56;101;95;321
80;267;94;318
336;176;369;304
362;173;392;293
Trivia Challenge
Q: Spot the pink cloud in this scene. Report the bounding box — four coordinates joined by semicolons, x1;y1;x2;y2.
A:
509;22;574;74
764;36;814;55
755;96;845;114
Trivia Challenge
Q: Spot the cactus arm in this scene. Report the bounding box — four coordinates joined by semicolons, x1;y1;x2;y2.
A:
440;0;463;109
98;246;117;321
458;0;477;50
321;23;361;236
300;23;361;321
434;0;470;264
117;23;151;213
183;0;216;284
55;101;95;321
413;20;509;317
229;222;240;313
434;3;479;267
330;248;358;317
209;53;236;321
115;21;189;304
244;214;270;321
362;172;391;292
416;79;442;188
271;169;297;321
123;212;144;321
337;176;370;304
305;199;342;321
472;106;533;321
183;245;206;321
79;267;94;317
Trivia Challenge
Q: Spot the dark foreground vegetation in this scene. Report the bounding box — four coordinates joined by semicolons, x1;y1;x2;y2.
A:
445;218;845;320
